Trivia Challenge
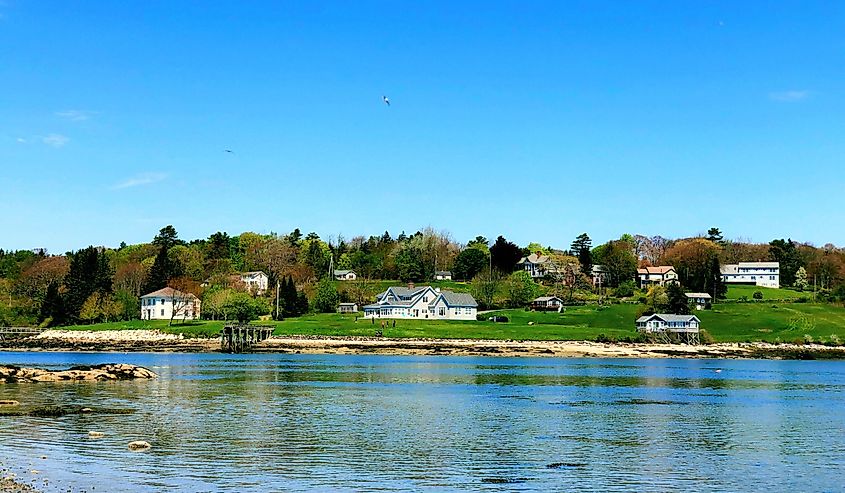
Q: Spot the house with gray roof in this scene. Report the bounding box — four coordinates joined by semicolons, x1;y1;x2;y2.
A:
434;271;452;281
363;283;478;320
517;253;560;279
333;269;358;281
635;313;700;333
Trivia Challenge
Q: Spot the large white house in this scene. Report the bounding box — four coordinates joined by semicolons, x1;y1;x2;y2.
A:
240;271;269;294
636;266;679;289
720;262;780;288
140;287;201;321
516;253;560;279
363;284;477;320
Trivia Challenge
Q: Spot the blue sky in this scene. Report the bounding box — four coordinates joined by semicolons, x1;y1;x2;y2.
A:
1;1;843;252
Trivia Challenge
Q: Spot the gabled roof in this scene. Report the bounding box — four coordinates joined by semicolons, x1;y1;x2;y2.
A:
636;313;700;323
241;271;267;277
738;262;779;268
533;296;562;302
518;253;551;265
685;292;712;299
141;287;198;299
435;271;452;276
439;291;478;307
334;269;356;276
637;266;675;275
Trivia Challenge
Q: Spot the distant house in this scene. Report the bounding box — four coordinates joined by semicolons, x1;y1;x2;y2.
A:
239;271;269;294
334;269;358;281
720;262;780;288
517;253;560;279
140;287;201;321
635;313;700;344
685;292;712;310
337;302;358;314
591;264;610;286
636;266;679;289
363;283;477;320
434;271;453;281
530;296;564;311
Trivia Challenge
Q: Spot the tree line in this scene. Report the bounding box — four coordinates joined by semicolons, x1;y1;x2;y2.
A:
1;225;843;326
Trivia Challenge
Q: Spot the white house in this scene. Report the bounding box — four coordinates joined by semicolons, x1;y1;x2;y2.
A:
685;292;712;310
530;296;564;311
591;264;610;286
239;271;269;294
334;269;358;281
337;302;358;313
363;283;477;320
720;262;780;288
140;287;201;321
636;266;679;289
434;271;453;281
517;253;560;279
635;313;700;333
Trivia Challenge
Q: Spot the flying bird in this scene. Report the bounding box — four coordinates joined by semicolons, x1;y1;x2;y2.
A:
224;149;234;154
382;95;390;106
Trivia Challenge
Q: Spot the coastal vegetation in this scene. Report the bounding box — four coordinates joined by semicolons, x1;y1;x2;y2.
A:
2;225;844;345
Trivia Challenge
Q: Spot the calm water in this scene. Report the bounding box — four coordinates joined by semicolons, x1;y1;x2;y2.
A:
0;352;844;492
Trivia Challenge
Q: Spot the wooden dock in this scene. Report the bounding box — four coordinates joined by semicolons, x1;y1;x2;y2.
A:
0;326;45;341
220;325;274;353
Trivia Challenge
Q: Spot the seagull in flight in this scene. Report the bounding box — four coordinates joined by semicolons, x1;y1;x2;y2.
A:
382;95;390;106
224;149;234;154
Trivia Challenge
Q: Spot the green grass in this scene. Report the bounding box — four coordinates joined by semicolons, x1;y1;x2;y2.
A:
59;302;845;344
725;285;806;300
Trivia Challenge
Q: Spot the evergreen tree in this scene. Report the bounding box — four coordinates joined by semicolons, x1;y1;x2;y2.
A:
39;281;65;326
64;246;113;323
666;283;690;315
453;248;489;281
153;225;181;249
490;236;523;273
706;227;724;243
313;278;340;313
143;246;183;294
570;233;593;277
769;238;802;286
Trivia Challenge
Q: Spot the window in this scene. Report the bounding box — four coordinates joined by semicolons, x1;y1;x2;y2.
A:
160;299;165;305
160;309;164;316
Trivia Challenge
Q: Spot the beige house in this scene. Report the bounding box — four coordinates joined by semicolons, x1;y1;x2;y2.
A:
637;266;678;289
140;287;201;321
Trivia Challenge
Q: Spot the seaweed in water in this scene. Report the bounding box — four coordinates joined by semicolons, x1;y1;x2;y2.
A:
546;462;587;469
0;406;135;417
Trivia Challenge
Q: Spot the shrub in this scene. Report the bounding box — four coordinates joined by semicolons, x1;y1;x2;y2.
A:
796;296;809;303
699;329;715;344
752;291;763;300
739;296;748;302
614;281;635;298
830;334;842;346
803;334;814;345
595;333;616;343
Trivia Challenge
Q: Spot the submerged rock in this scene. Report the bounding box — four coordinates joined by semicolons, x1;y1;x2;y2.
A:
88;431;105;438
127;440;151;451
0;364;157;383
0;401;19;406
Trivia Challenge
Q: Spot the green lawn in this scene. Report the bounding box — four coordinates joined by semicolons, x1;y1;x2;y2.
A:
58;302;845;345
724;285;807;300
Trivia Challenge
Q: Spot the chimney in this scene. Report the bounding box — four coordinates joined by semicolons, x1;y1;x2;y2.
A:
408;281;415;290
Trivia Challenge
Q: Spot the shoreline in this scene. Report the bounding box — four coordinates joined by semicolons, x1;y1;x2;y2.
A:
1;330;844;359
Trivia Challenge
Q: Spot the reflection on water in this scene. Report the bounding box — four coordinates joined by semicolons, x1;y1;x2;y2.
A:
0;353;843;492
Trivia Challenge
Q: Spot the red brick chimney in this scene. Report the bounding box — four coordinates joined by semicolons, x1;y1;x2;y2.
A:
408;281;415;290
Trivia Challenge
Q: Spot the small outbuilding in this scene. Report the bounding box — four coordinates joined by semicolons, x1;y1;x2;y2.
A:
685;292;712;310
334;270;358;281
337;303;358;313
530;296;564;312
434;271;453;281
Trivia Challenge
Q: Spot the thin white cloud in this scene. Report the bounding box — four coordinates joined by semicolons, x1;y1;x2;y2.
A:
16;137;27;143
769;90;810;102
56;110;97;121
112;173;168;190
42;134;70;147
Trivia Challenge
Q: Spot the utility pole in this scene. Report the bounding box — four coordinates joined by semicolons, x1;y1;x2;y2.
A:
275;279;280;320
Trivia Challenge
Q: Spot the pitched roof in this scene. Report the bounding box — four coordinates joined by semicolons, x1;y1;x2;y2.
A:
685;293;712;299
334;269;355;276
636;313;699;323
435;271;452;276
141;287;198;299
518;253;551;265
637;266;675;275
241;271;267;277
738;262;779;268
533;296;562;302
439;291;478;307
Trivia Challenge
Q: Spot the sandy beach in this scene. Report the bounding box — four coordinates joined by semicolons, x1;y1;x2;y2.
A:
1;330;843;359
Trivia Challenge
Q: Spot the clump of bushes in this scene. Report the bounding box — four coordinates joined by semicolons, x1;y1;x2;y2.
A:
753;291;763;300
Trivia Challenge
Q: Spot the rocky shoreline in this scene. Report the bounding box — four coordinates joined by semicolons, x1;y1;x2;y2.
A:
1;330;844;359
0;478;40;493
0;364;157;383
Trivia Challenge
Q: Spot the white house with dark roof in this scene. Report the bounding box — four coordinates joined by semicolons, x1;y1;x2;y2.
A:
434;271;452;281
333;269;357;281
635;313;700;333
720;262;779;288
140;287;201;321
517;253;560;279
363;283;477;320
530;296;564;311
636;266;679;289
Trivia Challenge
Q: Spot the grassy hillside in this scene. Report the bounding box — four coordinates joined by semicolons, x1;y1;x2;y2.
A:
57;302;845;345
724;285;807;300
